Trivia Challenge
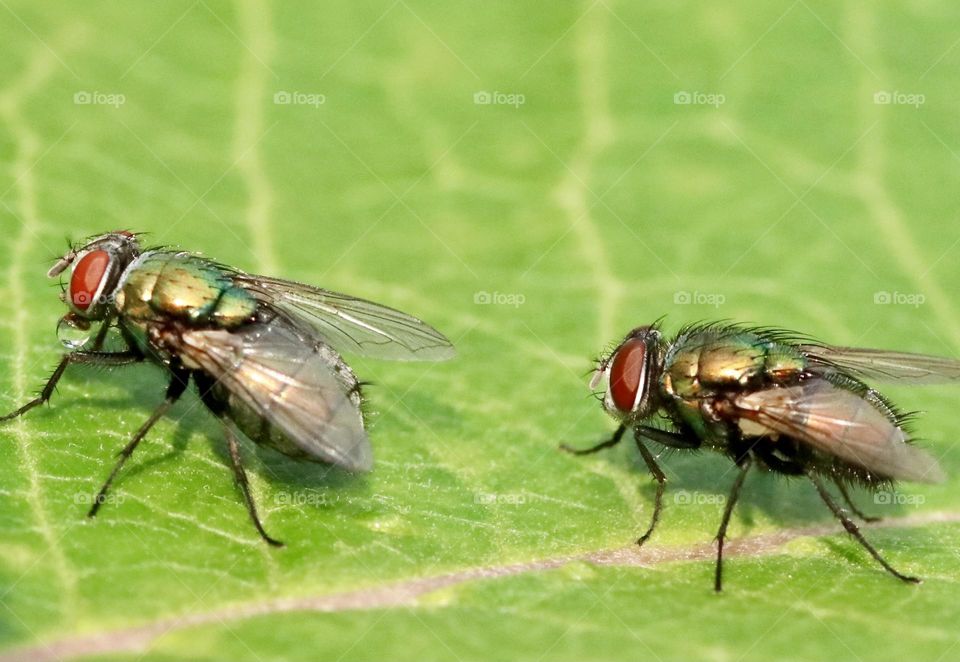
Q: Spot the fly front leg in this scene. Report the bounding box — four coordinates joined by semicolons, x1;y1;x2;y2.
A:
88;366;189;517
633;430;668;548
635;425;701;450
1;350;143;423
89;316;114;351
223;422;283;547
561;426;670;547
714;457;752;592
560;424;626;455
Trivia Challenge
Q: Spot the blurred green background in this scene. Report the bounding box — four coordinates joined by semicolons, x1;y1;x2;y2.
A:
2;1;960;660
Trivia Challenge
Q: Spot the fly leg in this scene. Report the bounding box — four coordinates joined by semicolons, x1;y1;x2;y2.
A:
633;431;667;548
88;367;188;517
0;350;143;422
560;424;625;455
192;373;283;547
832;477;881;523
714;457;752;592
809;472;917;583
223;422;283;547
88;316;115;351
635;425;701;450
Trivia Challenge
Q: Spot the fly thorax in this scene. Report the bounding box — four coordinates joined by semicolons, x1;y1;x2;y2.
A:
697;342;766;386
116;252;257;327
116;253;163;321
663;348;700;399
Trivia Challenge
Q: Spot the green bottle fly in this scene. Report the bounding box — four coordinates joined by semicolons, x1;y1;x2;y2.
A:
567;321;957;591
2;231;455;546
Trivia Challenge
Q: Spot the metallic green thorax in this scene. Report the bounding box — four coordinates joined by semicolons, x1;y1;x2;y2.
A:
115;251;257;328
660;327;808;442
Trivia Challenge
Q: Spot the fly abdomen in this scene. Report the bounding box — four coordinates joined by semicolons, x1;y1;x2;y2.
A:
732;378;944;483
219;332;364;462
174;315;372;472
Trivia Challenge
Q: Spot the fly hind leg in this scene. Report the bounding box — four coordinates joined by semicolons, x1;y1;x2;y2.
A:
194;372;283;547
224;422;283;547
809;472;917;583
833;476;881;523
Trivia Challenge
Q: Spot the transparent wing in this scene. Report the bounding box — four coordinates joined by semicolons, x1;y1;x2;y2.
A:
800;344;960;384
233;274;455;362
734;380;945;483
177;319;372;472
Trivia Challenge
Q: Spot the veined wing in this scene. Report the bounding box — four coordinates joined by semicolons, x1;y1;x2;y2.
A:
234;274;455;362
733;379;945;483
801;344;960;384
177;318;372;472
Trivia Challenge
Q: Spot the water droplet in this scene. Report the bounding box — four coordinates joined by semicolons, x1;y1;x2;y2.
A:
57;315;91;350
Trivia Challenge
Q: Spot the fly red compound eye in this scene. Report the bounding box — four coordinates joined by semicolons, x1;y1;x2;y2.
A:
609;338;647;412
69;250;110;311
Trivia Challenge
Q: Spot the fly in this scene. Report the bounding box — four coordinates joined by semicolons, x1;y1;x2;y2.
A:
1;231;455;545
564;321;957;590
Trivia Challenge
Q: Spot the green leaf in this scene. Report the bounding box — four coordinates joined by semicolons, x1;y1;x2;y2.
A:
1;1;959;660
